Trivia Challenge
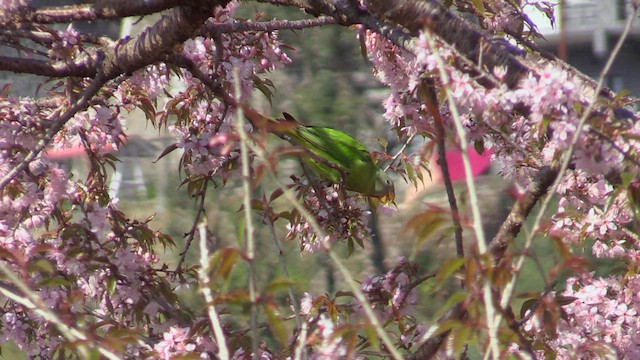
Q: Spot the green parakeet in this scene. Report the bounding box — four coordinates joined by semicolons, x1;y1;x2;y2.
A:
243;106;395;204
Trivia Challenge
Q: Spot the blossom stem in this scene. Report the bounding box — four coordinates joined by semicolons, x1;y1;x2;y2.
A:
234;68;261;360
263;192;303;332
197;222;231;360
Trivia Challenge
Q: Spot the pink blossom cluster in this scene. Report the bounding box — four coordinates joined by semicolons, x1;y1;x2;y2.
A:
0;1;299;356
48;24;81;60
169;100;238;177
365;14;640;356
363;30;432;136
368;27;640;250
298;258;426;356
0;0;29;20
0;98;73;251
0;173;167;357
309;315;350;359
298;293;352;359
61;105;124;155
285;179;370;253
0;78;147;358
518;273;640;359
360;256;419;319
0;95;167;356
0;102;74;359
153;326;218;359
164;2;291;178
360;257;427;349
117;64;171;104
482;2;523;33
0;2;292;356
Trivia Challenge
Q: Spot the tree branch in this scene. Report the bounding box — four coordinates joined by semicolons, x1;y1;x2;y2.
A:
421;81;465;259
0;56;95;77
202;16;337;35
489;166;558;261
18;0;193;24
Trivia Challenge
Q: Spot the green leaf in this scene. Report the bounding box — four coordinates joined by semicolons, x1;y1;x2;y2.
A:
213;247;241;280
436;258;466;285
474;138;485;155
404;208;449;247
471;0;486;13
519;298;539;319
365;324;381;351
347;237;355;257
264;303;288;346
38;277;72;287
265;279;296;293
28;259;55;274
376;137;388;149
436;292;468;319
452;323;472;357
252;75;274;106
406;162;416;186
621;172;634;187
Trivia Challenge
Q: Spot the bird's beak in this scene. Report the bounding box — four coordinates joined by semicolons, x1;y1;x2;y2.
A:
379;191;395;204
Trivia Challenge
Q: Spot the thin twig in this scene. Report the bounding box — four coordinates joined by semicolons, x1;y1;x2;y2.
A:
263;191;302;332
293;320;309;360
384;132;416;172
233;68;260;360
176;181;209;271
197;222;230;360
421;81;465;260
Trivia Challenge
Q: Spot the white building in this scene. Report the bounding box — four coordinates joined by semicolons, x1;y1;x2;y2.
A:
532;0;640;97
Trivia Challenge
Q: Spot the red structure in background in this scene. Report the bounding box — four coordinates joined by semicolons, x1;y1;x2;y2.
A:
436;148;493;182
44;143;117;160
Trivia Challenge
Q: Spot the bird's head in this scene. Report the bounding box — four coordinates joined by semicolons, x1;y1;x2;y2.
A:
374;170;395;204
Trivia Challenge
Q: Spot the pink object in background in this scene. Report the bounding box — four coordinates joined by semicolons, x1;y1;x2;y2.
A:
45;143;117;160
441;147;493;182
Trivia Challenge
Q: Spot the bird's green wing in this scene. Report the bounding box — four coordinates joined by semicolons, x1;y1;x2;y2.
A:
288;126;393;197
276;113;395;203
289;126;373;169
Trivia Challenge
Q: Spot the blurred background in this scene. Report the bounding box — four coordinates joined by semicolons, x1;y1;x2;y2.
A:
1;0;639;357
